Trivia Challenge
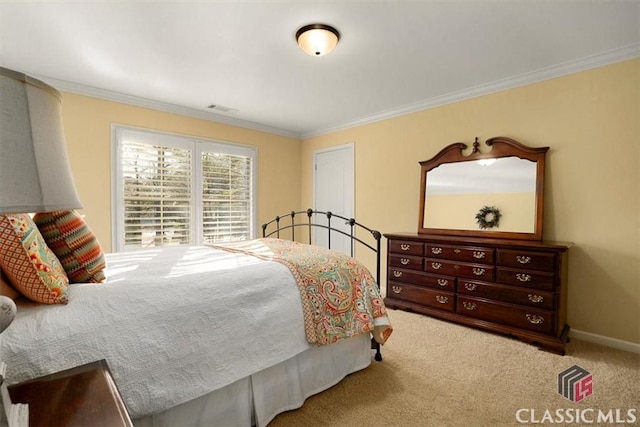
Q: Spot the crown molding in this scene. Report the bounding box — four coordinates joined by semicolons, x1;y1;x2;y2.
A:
33;75;302;139
301;43;640;139
32;42;639;141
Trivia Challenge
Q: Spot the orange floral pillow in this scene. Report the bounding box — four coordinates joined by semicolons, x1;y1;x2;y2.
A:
0;214;69;304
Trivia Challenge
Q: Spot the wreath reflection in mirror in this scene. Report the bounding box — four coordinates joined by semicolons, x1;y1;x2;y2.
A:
475;206;502;229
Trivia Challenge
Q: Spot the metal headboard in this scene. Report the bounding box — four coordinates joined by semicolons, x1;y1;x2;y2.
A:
261;208;383;286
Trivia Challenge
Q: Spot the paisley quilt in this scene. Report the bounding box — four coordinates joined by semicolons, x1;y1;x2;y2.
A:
212;238;392;346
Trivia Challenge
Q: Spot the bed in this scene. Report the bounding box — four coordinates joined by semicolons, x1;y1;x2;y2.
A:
0;209;391;427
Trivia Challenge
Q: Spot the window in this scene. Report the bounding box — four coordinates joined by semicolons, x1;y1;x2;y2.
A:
112;127;256;251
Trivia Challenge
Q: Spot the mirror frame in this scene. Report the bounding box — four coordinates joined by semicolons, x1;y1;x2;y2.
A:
418;136;549;241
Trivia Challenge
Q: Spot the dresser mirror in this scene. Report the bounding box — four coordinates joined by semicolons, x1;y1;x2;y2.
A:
418;136;549;241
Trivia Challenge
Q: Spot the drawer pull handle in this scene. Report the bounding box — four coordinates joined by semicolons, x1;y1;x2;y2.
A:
473;251;486;259
431;247;442;254
437;279;448;287
393;271;403;278
516;273;532;282
526;314;544;324
473;268;485;276
392;286;403;294
528;294;544;303
517;255;532;264
400;244;411;251
400;258;410;265
431;262;442;270
454;248;461;254
462;301;477;311
436;295;448;304
464;283;477;291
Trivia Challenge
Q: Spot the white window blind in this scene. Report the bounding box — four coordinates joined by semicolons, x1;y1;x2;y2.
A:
113;127;256;251
201;152;253;244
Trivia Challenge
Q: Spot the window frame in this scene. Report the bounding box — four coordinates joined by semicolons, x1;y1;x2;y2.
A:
111;125;257;252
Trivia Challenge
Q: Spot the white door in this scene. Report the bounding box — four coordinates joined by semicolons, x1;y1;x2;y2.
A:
313;144;354;255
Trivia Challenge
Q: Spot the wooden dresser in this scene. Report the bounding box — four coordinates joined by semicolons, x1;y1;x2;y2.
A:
384;233;570;354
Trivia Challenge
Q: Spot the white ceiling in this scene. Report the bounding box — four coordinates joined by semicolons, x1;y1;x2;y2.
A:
1;1;638;138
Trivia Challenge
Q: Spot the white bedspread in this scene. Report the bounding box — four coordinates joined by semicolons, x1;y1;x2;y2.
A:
0;245;313;418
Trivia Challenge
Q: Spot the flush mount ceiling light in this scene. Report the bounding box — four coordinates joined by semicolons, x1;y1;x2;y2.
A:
296;24;340;56
477;158;497;166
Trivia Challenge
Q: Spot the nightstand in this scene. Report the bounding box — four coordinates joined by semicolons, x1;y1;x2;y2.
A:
8;360;133;427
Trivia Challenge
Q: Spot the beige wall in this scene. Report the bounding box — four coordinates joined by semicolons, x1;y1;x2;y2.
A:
301;59;640;345
425;192;535;232
60;93;301;252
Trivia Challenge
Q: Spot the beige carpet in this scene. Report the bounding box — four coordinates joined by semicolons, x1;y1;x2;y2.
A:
270;309;639;426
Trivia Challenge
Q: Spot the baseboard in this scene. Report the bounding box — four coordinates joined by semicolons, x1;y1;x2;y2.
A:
570;329;640;354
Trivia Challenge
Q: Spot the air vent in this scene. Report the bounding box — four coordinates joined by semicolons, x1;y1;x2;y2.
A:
207;104;239;114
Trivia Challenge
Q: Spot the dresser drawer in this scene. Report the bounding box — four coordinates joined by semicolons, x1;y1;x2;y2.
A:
389;240;424;256
496;267;555;290
426;243;494;263
425;258;494;281
389;254;423;270
457;296;555;335
496;249;556;272
388;282;455;312
388;268;455;291
457;280;555;310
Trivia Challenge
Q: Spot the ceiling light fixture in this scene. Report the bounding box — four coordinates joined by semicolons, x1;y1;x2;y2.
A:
296;24;340;57
477;158;497;166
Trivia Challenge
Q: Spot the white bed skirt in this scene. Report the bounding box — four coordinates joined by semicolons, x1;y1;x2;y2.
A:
133;333;372;427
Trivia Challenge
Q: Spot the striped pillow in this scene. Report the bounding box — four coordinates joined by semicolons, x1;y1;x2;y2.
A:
33;211;106;283
0;214;69;304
